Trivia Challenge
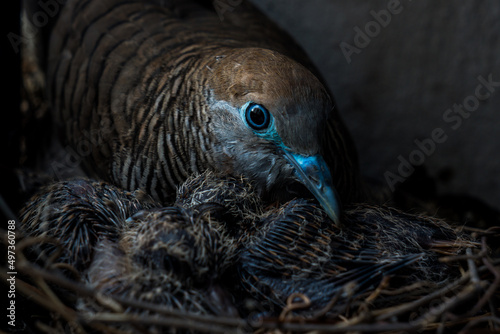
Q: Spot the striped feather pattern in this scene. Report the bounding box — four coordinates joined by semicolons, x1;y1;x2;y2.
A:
237;200;476;314
48;0;363;205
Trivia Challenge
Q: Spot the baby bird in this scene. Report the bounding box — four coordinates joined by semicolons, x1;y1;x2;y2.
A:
107;171;477;318
20;178;159;271
18;171;480;331
80;206;239;333
47;0;364;224
235;200;477;317
175;171;264;236
121;206;237;288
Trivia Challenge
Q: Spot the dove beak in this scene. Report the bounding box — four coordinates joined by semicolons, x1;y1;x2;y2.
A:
283;150;341;225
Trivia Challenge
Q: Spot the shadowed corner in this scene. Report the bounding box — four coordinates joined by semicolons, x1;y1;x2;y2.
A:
283;150;340;225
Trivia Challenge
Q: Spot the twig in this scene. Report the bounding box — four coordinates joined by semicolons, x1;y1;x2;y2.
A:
373;274;468;321
415;281;488;328
379;281;434;296
372;259;500;323
9;261;249;330
308;285;344;320
256;317;423;333
466;247;480;284
3;229;499;334
469;258;500;315
365;275;390;303
279;293;311;321
459;316;500;334
423;312;495;330
84;313;245;334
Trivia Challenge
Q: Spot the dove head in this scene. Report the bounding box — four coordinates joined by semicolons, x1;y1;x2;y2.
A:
206;48;346;224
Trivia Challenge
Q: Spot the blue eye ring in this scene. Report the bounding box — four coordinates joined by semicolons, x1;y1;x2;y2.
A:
245;103;271;131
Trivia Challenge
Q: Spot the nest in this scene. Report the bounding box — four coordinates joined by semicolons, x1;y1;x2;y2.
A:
2;228;499;334
2;174;500;334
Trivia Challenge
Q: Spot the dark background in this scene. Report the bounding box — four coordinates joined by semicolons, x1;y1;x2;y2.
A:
252;0;500;210
2;2;21;221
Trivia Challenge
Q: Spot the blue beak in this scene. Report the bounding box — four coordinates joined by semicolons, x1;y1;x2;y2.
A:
284;151;341;225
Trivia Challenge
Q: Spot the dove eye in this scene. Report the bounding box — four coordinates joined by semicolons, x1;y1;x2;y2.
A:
245;103;271;131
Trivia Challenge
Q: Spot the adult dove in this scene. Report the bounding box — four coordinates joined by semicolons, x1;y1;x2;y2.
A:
47;0;363;223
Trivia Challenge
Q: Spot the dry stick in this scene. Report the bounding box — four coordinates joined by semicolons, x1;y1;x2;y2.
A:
399;243;498;332
11;261;249;330
469;259;500;316
466;247;480;284
14;261;95;296
329;282;357;321
373;274;469;321
308;285;345;320
294;244;498;333
440;242;488;263
279;293;311;321
52;262;82;280
6;237;87;333
7;233;54;251
15;267;243;334
2;235;76;321
25;260;497;334
104;294;248;330
0;271;86;334
338;282;485;334
34;274;76;317
439;254;485;262
374;257;500;320
418;281;487;329
95;292;125;313
257;318;423;333
423;312;495;331
0;271;70;315
365;275;390;303
36;321;70;334
80;322;131;334
84;313;244;334
462;226;500;234
453;237;500;321
379;281;433;296
10;233;247;332
459;316;500;334
4;260;427;334
14;234;69;275
354;283;484;333
6;231;499;333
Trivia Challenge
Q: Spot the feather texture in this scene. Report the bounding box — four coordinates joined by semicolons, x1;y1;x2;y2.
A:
47;0;363;209
19;171;478;327
19;178;160;270
236;200;476;315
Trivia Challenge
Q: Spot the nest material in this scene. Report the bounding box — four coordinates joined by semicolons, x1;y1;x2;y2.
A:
2;226;499;334
3;172;500;334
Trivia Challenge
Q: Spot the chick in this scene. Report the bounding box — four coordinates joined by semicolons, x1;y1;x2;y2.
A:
234;200;477;317
20;178;159;270
80;206;239;333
